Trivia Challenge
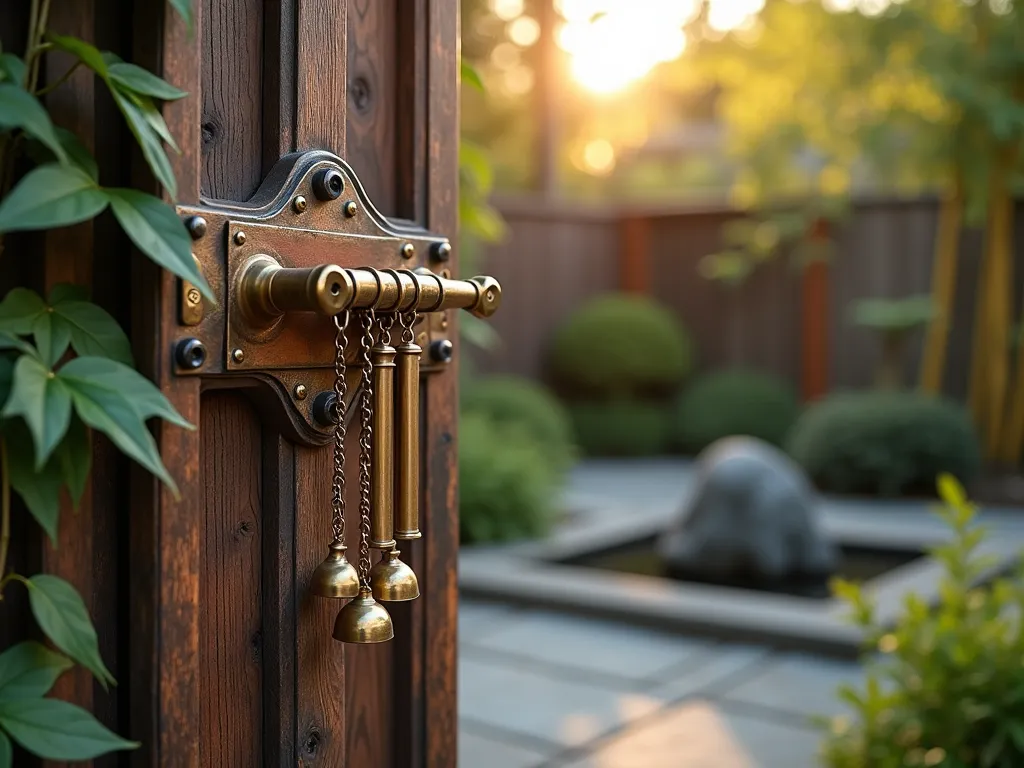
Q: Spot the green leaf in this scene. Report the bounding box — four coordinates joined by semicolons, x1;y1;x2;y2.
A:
49;284;89;304
55;415;90;506
0;289;45;334
8;439;62;543
0;164;107;234
59;357;191;428
0;698;137;759
110;88;176;197
0;357;12;408
0;84;68;165
115;87;179;153
169;0;194;30
0;53;26;86
461;60;485;92
46;34;110;79
25;574;115;688
2;355;72;468
58;357;181;492
0;642;72;699
106;189;213;301
0;731;9;768
55;128;99;181
108;62;187;101
50;295;133;365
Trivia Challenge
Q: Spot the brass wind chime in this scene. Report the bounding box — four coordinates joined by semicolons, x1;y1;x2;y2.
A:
309;298;423;643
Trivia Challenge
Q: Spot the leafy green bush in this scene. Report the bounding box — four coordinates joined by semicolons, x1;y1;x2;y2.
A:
462;376;577;473
822;475;1024;768
569;400;672;457
787;391;980;496
673;369;800;453
459;413;557;545
549;294;694;399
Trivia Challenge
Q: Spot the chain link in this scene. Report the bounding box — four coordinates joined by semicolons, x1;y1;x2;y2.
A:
356;309;376;583
330;311;350;544
399;310;416;345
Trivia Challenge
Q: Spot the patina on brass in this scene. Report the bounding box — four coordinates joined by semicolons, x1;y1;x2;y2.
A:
370;324;397;550
333;585;394;644
310;540;359;599
394;315;422;540
236;255;354;328
369;548;419;602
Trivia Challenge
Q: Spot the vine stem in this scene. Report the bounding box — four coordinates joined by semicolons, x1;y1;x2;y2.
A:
0;438;10;599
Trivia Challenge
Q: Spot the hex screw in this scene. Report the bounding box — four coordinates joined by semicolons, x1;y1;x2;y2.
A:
175;338;207;370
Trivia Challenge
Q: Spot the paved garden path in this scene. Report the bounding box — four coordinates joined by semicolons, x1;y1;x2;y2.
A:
459;459;863;767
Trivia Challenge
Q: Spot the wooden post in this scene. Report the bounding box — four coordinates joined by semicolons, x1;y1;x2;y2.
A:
801;218;831;401
619;214;651;294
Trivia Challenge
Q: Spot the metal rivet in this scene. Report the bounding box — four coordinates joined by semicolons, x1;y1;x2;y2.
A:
293;195;307;213
175;338;207;370
232;348;245;363
432;241;452;262
401;243;416;260
294;384;308;400
343;201;358;217
186;216;207;240
234;231;247;246
312;391;339;426
429;339;454;364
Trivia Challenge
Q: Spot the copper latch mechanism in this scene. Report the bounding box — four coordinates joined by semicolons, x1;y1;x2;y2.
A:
173;150;501;443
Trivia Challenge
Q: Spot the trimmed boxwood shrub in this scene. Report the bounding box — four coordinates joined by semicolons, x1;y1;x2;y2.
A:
569;400;672;457
462;375;577;474
459;413;557;544
549;294;694;399
673;369;801;454
786;391;980;496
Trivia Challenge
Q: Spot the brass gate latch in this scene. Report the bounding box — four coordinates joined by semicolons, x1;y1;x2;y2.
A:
173;150;501;442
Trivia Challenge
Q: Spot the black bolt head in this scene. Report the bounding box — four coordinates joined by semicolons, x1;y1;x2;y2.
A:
429;338;454;364
312;168;345;201
175;338;207;370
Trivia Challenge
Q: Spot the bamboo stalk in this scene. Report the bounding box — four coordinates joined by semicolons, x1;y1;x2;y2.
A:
918;179;963;393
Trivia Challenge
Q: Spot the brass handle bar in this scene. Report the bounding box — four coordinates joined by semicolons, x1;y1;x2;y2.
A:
237;258;501;329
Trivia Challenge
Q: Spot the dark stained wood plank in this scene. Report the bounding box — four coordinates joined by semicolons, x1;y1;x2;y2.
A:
263;0;298;170
424;2;460;765
199;393;264;767
346;0;397;215
395;0;428;223
295;439;347;767
262;430;297;767
296;0;348;154
129;2;204;764
201;0;265;200
619;215;650;294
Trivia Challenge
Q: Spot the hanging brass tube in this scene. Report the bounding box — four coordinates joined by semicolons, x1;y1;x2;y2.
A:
370;332;397;550
394;335;422;540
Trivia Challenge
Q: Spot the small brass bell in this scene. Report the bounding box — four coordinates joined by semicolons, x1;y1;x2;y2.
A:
369;548;420;602
333;585;394;643
310;540;360;599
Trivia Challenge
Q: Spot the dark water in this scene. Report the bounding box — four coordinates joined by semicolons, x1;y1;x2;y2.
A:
563;537;922;599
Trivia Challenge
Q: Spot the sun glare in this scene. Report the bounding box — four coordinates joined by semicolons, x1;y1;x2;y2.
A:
555;0;765;94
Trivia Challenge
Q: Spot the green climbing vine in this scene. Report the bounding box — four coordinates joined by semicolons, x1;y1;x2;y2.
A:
0;1;205;763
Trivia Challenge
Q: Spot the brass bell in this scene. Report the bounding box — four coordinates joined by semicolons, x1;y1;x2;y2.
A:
333;585;394;644
309;539;360;599
369;548;420;602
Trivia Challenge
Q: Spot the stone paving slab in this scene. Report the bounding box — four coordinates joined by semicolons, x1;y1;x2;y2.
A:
554;700;823;768
721;653;862;722
459;654;665;749
465;610;710;685
649;644;772;703
459;728;551;768
460;600;520;641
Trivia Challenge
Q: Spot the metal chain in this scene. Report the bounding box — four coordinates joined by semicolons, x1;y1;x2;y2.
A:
356;309;376;584
399;310;416;344
330;311;350;544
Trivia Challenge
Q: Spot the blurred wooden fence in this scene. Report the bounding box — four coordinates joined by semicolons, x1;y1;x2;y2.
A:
473;196;1024;402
